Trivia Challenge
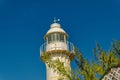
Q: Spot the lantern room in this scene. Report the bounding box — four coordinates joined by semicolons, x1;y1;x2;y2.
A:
44;22;69;51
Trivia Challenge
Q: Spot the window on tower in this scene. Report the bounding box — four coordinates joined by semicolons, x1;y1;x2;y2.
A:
56;33;60;41
52;34;55;41
60;34;64;42
47;33;67;44
48;35;51;43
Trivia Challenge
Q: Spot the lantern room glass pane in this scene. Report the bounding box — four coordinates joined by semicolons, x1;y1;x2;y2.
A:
60;34;64;42
56;33;60;41
47;33;67;44
52;34;55;42
48;35;51;43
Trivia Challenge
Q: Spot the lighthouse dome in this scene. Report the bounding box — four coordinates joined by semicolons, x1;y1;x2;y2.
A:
51;23;60;28
45;23;67;36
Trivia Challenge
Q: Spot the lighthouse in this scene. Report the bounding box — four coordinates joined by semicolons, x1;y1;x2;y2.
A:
40;19;75;80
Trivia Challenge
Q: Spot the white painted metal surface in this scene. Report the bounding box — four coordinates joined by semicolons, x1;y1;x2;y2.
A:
46;23;66;36
46;42;68;51
40;41;75;56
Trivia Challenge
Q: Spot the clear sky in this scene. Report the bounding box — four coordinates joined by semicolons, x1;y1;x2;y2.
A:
0;0;120;80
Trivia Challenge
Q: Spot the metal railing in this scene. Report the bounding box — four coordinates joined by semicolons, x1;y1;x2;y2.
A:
40;41;75;56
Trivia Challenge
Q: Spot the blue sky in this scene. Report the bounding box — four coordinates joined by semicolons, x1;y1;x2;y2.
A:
0;0;120;80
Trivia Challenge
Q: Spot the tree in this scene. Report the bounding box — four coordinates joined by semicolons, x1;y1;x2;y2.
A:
41;40;120;80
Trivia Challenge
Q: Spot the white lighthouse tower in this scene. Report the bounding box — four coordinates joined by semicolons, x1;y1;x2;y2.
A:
40;19;75;80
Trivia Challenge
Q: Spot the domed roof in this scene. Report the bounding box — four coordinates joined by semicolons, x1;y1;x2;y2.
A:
45;23;67;36
50;23;60;28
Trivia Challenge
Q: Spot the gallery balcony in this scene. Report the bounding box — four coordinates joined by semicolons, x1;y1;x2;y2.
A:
40;41;75;61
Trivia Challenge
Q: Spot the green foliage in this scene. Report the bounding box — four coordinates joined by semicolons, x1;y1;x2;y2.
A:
93;42;120;77
41;40;120;80
74;48;98;80
42;53;71;80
